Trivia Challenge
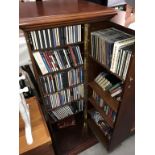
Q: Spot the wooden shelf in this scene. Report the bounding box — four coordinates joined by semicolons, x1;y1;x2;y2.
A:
89;55;124;82
43;82;84;97
40;64;84;77
49;111;83;124
87;118;109;147
51;113;98;155
32;42;84;52
20;0;134;151
88;81;119;112
88;97;114;128
46;98;85;112
87;109;112;140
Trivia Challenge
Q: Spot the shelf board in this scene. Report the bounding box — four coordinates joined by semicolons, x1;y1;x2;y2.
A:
40;64;84;77
32;42;84;53
46;98;85;112
49;110;84;124
87;109;112;140
89;81;119;112
88;97;114;128
51;113;98;155
89;55;124;82
43;82;84;97
87;118;109;147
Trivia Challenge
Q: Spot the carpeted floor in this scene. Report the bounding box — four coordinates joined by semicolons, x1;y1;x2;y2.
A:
78;135;135;155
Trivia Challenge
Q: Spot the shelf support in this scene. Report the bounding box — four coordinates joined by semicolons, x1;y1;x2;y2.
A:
83;23;90;131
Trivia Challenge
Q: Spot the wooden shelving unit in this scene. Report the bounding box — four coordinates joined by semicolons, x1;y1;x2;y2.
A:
20;0;134;153
86;20;135;151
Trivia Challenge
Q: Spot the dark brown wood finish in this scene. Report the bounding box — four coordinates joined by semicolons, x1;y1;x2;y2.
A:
89;81;119;112
87;119;109;146
89;55;124;81
32;42;84;52
108;49;135;151
89;21;135;35
89;97;114;128
43;82;84;97
87;21;135;151
51;112;98;155
23;31;40;80
47;98;85;112
19;0;117;30
87;109;109;147
19;0;134;153
49;111;83;124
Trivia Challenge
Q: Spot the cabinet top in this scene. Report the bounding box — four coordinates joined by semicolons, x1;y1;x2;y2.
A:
19;0;117;30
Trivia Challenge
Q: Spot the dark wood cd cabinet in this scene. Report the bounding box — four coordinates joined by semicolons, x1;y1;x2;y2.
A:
20;0;135;154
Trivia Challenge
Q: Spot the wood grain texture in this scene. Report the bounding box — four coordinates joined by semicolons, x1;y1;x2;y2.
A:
89;55;124;81
19;0;134;151
89;81;119;112
86;21;135;151
19;0;117;29
87;118;108;147
88;97;114;128
109;49;135;151
19;97;51;154
52;113;98;155
21;143;55;155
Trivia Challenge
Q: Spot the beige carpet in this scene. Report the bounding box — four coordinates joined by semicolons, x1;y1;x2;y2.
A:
78;135;135;155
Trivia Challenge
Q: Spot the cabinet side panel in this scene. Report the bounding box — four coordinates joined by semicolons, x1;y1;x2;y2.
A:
109;53;135;151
